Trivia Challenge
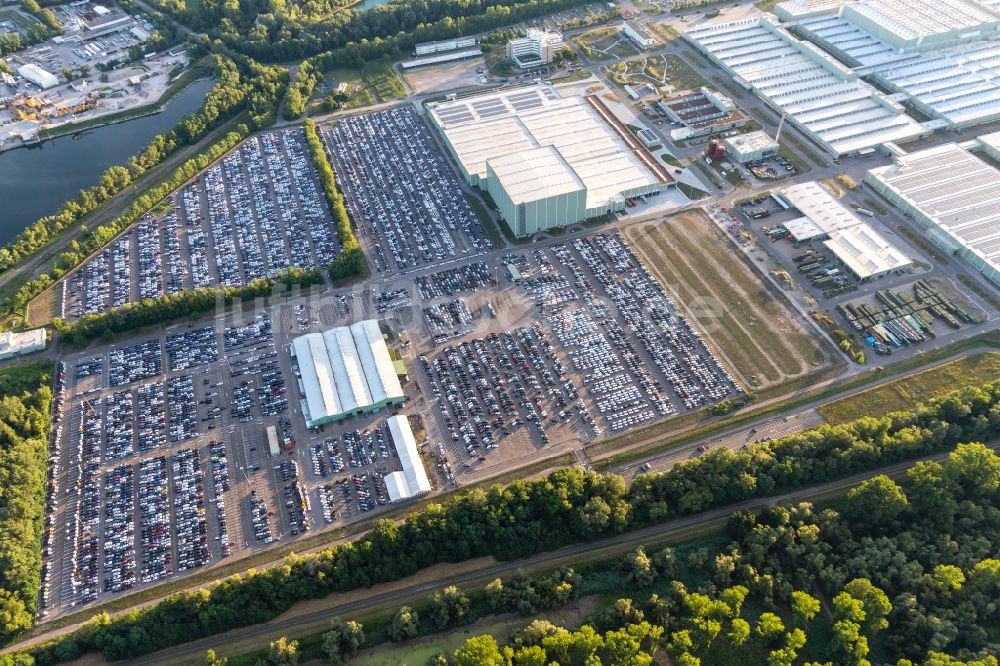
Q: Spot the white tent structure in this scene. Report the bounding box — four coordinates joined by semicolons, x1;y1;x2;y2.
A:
384;415;431;502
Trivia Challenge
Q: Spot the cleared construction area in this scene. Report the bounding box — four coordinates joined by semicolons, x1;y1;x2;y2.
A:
624;210;830;389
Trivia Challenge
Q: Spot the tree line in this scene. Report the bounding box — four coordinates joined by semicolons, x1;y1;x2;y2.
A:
720;442;1000;664
329;444;999;666
21;381;1000;663
1;54;287;313
51;268;323;347
276;0;580;110
0;0;61;57
302;119;366;281
0;361;53;642
217;0;592;64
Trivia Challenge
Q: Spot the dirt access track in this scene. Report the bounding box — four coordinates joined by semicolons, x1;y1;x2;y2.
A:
625;209;830;390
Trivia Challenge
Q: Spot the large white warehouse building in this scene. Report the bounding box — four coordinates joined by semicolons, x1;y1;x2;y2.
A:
684;15;926;156
291;320;404;426
428;84;671;237
795;0;1000;129
866;138;1000;287
775;181;911;280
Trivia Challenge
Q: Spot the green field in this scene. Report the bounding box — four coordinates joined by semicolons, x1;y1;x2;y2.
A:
572;27;638;61
818;352;1000;423
319;59;404;110
0;8;40;31
363;59;406;102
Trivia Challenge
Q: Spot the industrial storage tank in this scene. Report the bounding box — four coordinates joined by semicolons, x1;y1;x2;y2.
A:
707;138;719;153
714;144;727;161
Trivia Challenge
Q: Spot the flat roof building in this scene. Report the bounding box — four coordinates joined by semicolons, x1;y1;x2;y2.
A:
866;141;1000;286
796;6;1000;130
0;328;46;360
840;0;999;53
383;415;431;503
622;20;654;49
724;131;779;163
684;16;926;156
779;181;867;240
637;127;661;148
415;36;477;56
777;180;911;279
775;0;850;21
291;320;404;427
428;84;668;237
507;29;563;68
400;48;482;69
823;225;912;280
659;87;747;140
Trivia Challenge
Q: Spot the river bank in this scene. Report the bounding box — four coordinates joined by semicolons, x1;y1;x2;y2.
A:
0;78;213;244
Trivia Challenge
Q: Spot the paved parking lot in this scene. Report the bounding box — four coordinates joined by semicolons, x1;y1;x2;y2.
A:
43;303;427;617
61;128;341;320
320;106;492;275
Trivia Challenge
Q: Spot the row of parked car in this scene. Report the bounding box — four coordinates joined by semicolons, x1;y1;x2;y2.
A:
415;262;498;300
38;363;69;616
171;449;210;572
323;107;490;274
138;456;172;584
69;401;102;604
424;299;474;342
224;313;273;350
420;323;588;455
249;490;272;544
109;339;162;388
208;442;233;559
166;326;220;372
102;465;136;594
167;375;199;443
105;390;136;461
137;218;164;301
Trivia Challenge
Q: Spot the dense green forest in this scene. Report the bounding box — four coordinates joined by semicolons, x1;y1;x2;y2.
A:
156;0;591;62
435;442;1000;665
0;361;53;642
279;0;585;110
21;381;1000;664
215;442;1000;665
1;54;287;313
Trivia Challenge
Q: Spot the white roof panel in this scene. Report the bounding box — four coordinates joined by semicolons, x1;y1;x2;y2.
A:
824;224;912;278
293;333;342;423
293;320;403;423
431;87;662;209
323;327;372;414
867;141;1000;271
350;320;404;404
685;16;925;155
780;181;866;233
386;415;431;500
487;145;585;203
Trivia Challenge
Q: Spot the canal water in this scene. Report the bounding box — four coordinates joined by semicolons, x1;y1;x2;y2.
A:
0;78;212;245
